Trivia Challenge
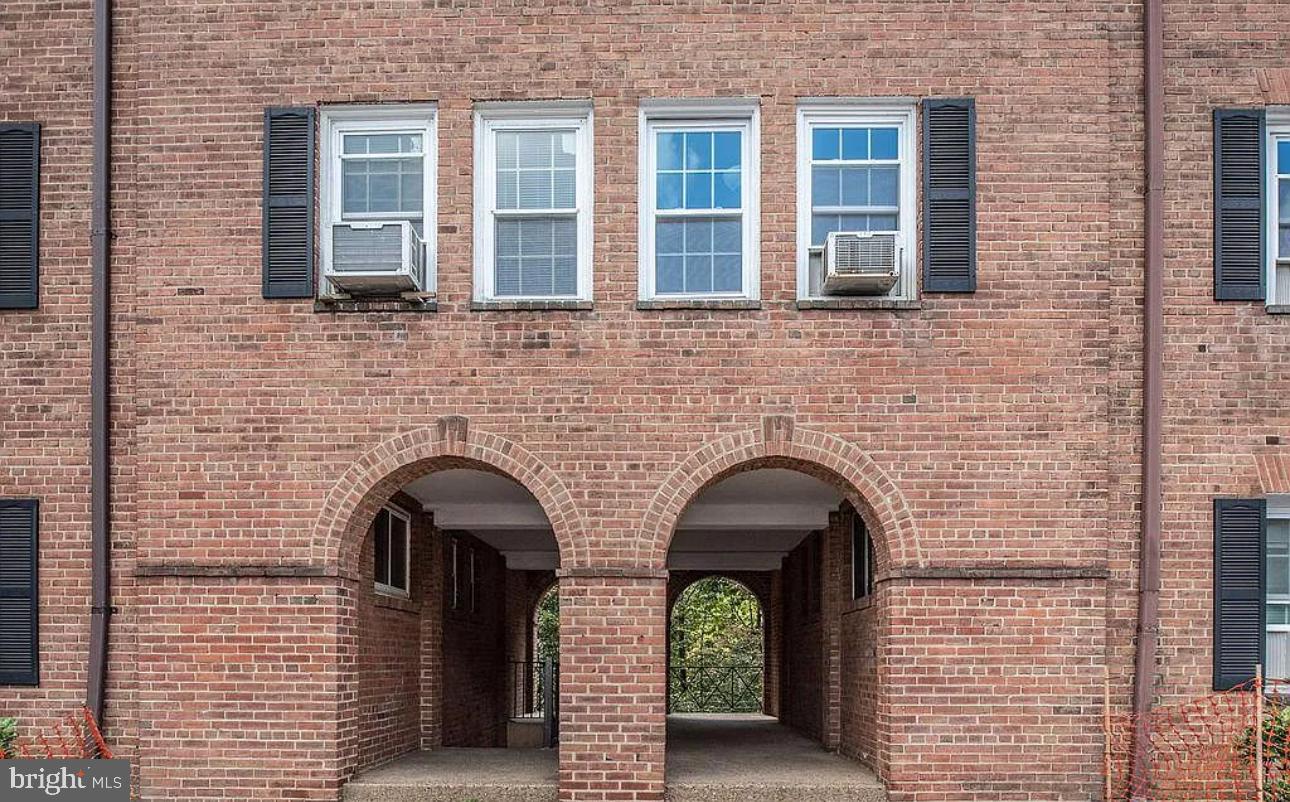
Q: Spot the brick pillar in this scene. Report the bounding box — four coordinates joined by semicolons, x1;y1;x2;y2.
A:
559;571;667;802
765;569;782;718
419;514;444;749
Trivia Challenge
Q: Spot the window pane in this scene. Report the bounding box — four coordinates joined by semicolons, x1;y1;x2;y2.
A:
518;132;554;168
812;167;841;206
685;132;712;169
811;214;839;247
1272;605;1290;626
658;256;684;293
812;127;839;160
685;172;712;209
341;157;422;215
658;132;684;170
839;167;870;206
342;168;367;215
685;255;713;293
497;132;519;169
714;132;741;169
713;219;741;253
871;166;899;206
497;170;518;209
1280;140;1290;175
685;218;712;253
374;510;390;586
1280;226;1290;260
870;127;899;159
1280;179;1290;224
713;255;742;292
658;173;683;210
553;169;576;208
658;220;684;254
841;128;868;160
368;172;399;213
519;171;553;209
554;132;577;168
389;515;408;592
1270;520;1290;597
714;171;741;209
866;214;899;231
344;133;421;155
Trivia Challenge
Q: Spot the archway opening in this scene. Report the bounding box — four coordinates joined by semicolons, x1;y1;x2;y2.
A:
663;466;886;798
669;577;765;714
344;465;561;797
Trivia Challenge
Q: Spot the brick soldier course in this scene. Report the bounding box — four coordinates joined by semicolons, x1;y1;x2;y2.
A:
2;1;1288;801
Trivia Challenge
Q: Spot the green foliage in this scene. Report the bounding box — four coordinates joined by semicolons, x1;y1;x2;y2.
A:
669;577;764;712
1238;705;1290;801
0;717;17;756
535;585;559;662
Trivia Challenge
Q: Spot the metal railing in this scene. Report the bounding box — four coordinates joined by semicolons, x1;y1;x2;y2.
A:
668;664;764;714
509;658;559;747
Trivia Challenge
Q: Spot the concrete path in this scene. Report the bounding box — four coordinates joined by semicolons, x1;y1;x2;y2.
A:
666;714;887;802
343;714;885;802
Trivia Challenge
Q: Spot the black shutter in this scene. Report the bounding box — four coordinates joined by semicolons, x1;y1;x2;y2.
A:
922;98;976;292
1214;109;1266;301
0;123;40;310
262;107;315;298
1214;497;1266;690
0;499;38;686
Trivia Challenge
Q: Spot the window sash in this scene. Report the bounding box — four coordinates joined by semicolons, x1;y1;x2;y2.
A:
374;506;410;596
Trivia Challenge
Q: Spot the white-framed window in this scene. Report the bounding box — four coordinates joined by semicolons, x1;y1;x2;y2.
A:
473;101;594;301
796;101;917;300
1266;117;1290;306
373;504;412;597
638;100;760;300
851;514;875;600
1267;498;1290;678
319;105;437;296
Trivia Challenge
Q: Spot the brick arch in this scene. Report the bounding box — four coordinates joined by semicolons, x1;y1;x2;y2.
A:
641;421;922;570
314;420;586;571
667;572;772;618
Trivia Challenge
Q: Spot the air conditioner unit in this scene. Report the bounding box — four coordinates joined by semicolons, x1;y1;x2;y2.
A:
822;231;899;295
326;221;428;295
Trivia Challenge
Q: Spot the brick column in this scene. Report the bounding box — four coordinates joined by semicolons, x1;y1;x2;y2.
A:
558;571;667;802
821;511;844;750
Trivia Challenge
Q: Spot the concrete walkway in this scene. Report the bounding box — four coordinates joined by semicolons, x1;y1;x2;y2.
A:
343;715;885;802
667;714;886;802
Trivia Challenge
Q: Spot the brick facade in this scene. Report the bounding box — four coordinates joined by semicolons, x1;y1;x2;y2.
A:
3;0;1288;800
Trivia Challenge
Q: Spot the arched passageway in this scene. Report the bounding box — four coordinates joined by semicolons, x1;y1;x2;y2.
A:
662;466;888;801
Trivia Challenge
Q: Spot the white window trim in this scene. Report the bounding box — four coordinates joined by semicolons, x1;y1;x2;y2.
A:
795;100;918;301
1268;498;1290;648
374;503;412;598
319;105;438;298
472;101;594;302
637;99;760;301
1265;111;1290;307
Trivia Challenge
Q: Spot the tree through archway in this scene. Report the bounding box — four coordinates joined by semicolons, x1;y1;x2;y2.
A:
669;577;764;713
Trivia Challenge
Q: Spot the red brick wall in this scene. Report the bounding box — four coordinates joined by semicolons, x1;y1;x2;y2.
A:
834;507;883;775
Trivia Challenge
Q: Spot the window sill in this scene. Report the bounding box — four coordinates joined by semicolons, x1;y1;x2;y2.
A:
315;297;437;314
1268;305;1290;315
374;590;417;614
471;300;594;312
636;299;761;311
796;297;921;311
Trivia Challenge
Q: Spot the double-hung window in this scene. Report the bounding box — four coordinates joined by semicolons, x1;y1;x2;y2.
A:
474;102;593;302
319;106;436;297
639;100;759;301
373;505;411;597
1268;120;1290;306
1267;500;1290;677
796;102;916;299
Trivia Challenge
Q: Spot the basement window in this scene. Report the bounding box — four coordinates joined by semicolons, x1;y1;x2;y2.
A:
373;505;411;597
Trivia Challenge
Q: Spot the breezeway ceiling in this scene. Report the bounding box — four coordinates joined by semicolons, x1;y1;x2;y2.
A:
400;468;844;571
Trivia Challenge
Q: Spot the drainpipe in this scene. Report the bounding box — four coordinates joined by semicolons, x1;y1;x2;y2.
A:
87;0;113;728
1130;0;1165;794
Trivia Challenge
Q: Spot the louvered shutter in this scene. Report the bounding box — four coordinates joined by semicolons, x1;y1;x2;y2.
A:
922;99;976;292
1214;110;1266;301
0;123;40;310
0;499;38;686
262;107;315;298
1214;497;1266;690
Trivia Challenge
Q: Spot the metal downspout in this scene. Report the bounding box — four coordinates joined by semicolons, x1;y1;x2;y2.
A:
87;0;113;727
1130;0;1165;794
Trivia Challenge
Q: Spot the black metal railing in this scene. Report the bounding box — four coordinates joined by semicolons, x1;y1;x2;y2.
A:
509;658;559;746
668;664;764;713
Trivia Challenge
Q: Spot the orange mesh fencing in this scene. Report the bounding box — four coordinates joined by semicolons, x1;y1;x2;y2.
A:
1105;677;1290;801
0;708;113;761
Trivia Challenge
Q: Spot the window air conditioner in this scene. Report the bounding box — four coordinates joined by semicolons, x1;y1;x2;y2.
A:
326;221;428;295
822;231;899;295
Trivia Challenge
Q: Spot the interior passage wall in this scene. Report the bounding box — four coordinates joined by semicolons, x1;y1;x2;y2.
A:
441;531;507;747
778;531;824;740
